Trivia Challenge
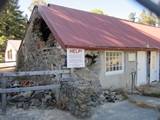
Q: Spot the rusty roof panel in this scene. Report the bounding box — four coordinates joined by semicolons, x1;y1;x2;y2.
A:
38;4;160;50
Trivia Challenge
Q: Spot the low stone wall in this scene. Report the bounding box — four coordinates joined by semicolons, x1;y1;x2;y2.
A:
58;79;102;118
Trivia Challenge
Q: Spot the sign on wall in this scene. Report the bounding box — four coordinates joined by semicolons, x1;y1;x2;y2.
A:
128;53;136;62
67;48;85;68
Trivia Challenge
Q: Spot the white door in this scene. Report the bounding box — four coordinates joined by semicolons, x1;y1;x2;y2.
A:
150;51;159;82
137;51;147;86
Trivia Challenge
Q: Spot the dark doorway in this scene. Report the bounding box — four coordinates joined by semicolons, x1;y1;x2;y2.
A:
147;51;151;84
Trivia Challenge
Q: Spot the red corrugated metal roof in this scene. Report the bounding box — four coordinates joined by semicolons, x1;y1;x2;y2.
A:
38;4;160;50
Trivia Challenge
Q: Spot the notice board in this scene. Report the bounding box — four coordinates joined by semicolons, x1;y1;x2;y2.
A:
67;48;85;68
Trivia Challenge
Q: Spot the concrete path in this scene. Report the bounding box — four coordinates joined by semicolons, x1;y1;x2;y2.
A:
128;95;160;109
0;101;159;120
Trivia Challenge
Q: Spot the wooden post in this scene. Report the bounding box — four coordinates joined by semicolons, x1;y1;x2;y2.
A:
0;84;60;93
1;78;7;114
70;68;74;76
0;70;70;77
131;71;136;94
55;85;60;103
0;70;71;114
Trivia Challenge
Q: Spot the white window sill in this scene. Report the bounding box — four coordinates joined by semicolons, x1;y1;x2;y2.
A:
105;70;124;76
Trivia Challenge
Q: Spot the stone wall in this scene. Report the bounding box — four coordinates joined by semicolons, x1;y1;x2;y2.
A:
16;8;102;118
58;79;101;118
17;14;65;71
17;9;101;117
17;8;102;84
17;9;66;84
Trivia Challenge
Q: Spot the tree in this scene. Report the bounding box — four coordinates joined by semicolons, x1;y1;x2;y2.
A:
0;0;27;62
91;8;105;15
128;12;136;22
138;10;156;26
155;17;160;27
0;0;8;11
29;0;47;12
0;0;27;39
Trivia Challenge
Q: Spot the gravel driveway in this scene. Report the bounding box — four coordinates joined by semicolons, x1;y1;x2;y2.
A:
0;101;159;120
92;101;159;120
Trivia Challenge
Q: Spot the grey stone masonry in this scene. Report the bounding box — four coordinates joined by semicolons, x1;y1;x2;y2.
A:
16;8;102;118
58;78;102;118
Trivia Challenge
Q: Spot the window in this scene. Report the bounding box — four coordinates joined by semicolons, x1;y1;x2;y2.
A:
106;51;124;74
7;49;12;59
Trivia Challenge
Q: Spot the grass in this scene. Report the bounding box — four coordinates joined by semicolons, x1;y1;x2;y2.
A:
142;93;160;98
135;101;156;109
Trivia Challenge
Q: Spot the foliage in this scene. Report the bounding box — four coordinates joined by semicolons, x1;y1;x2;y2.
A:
0;0;8;11
128;12;136;22
138;10;156;26
0;0;27;62
143;92;160;98
128;10;160;26
91;8;105;15
0;52;4;63
28;0;47;12
0;36;7;46
0;0;27;40
0;36;7;58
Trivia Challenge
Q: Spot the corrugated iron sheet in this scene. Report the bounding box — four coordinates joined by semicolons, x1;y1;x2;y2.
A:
38;4;160;50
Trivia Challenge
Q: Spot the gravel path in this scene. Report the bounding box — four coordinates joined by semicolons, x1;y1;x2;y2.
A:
92;101;159;120
0;101;159;120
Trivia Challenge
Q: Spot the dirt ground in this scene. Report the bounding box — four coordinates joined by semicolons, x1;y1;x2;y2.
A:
0;101;159;120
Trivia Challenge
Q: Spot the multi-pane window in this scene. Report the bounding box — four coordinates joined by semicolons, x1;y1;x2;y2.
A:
106;51;124;73
7;50;12;59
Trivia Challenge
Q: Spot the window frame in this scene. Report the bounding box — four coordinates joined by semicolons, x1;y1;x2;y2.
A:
105;51;124;75
7;49;12;60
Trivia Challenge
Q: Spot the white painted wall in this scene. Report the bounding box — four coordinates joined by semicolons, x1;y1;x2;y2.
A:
5;40;21;62
5;44;17;62
99;51;137;89
150;51;159;82
99;50;160;89
137;51;147;86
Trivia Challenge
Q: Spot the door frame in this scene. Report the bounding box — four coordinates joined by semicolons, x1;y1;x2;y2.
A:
136;51;147;86
150;51;159;83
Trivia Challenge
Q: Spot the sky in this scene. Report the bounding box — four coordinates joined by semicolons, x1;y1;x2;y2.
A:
18;0;145;20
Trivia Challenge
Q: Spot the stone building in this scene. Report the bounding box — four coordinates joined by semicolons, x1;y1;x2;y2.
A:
17;4;160;90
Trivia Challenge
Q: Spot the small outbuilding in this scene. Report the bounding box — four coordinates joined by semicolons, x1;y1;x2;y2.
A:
17;4;160;89
5;40;22;63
